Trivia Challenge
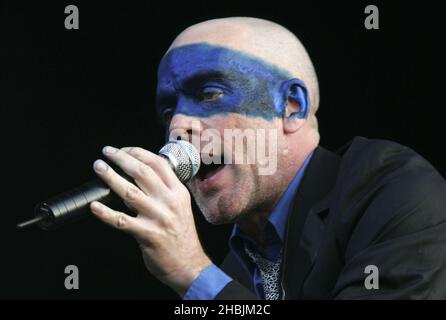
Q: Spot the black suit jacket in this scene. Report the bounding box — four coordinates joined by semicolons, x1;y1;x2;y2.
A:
216;137;446;299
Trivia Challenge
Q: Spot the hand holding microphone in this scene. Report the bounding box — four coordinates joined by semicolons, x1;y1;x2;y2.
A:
17;140;200;230
18;141;212;296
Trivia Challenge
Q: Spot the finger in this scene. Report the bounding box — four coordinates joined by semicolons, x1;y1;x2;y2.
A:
102;146;166;194
90;201;145;236
122;147;178;188
93;159;164;220
123;200;138;214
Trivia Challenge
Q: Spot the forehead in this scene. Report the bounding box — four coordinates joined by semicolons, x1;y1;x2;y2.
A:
157;43;291;86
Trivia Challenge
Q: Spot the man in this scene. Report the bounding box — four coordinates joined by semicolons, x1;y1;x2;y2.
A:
89;17;446;299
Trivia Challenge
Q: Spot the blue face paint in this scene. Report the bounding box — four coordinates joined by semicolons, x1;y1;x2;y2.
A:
156;43;309;126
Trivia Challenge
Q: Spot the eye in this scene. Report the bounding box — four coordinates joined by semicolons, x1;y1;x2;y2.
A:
199;87;224;102
161;108;174;125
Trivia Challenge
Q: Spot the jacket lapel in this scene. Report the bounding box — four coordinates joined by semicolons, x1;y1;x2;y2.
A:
281;146;341;299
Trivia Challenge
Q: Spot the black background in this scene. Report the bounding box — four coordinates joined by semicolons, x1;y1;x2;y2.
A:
1;0;444;299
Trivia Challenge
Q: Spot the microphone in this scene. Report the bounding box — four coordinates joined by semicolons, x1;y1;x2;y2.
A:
17;140;200;231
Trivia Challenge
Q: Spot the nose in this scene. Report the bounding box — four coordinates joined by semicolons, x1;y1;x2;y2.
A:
168;113;203;142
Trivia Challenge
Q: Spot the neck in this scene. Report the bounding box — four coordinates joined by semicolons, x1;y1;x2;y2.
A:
235;132;318;244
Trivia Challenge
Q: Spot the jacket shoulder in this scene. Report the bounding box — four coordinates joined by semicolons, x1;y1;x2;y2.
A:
333;137;446;257
338;136;438;179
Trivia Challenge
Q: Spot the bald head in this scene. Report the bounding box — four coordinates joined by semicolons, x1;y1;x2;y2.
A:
168;17;320;127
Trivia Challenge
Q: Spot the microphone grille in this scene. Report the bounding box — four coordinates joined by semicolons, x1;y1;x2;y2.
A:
158;140;200;183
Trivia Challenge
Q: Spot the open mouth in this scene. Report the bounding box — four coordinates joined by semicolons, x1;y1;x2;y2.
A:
197;154;226;181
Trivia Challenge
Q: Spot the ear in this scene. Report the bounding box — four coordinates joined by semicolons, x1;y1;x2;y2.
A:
280;79;310;134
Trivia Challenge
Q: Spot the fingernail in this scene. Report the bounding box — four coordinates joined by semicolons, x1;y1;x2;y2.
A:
90;201;101;211
103;146;118;155
94;159;108;173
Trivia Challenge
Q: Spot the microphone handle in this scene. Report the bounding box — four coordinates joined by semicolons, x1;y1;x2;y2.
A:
35;178;118;230
34;178;123;230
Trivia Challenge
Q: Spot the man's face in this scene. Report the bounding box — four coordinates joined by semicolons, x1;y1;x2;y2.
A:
156;43;291;224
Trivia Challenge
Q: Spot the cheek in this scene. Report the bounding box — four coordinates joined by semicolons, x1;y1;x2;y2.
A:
202;115;238;133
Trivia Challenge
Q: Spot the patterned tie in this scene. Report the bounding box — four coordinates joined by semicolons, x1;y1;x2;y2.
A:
244;244;282;300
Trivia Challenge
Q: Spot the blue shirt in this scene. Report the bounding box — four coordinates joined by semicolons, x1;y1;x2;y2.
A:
183;152;314;300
